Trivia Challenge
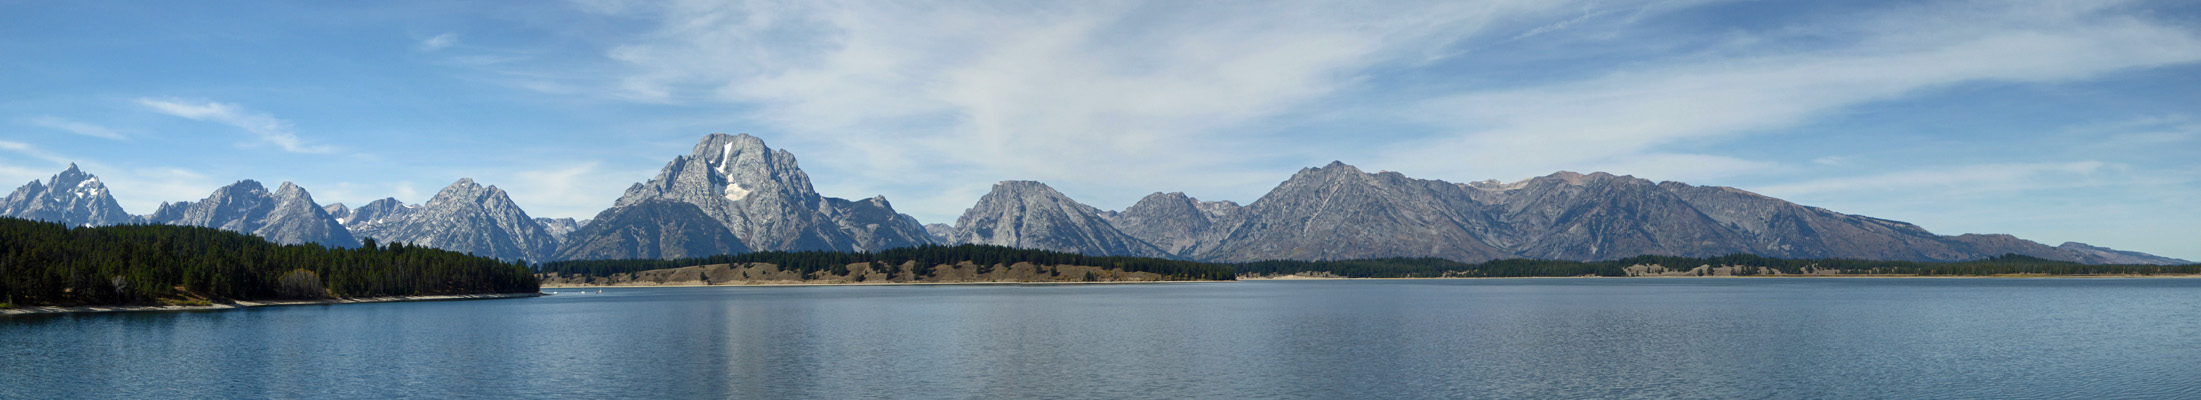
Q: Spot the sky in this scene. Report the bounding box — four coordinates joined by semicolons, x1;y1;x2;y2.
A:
2;0;2197;260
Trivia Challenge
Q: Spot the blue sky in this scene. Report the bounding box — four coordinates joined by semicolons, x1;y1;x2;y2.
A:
3;0;2197;260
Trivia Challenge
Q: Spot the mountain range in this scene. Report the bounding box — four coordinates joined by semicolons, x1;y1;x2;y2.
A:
6;134;2186;265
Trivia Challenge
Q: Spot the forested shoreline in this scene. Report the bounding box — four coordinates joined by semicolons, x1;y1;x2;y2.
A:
538;244;1238;281
0;217;538;307
1236;253;2201;278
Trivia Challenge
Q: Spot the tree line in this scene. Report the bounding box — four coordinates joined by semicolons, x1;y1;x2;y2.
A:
0;217;539;307
536;244;1238;281
1234;253;2201;278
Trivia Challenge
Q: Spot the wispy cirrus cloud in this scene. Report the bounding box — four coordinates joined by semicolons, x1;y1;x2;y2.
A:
562;0;1699;218
23;116;126;140
419;33;458;52
454;0;2200;236
1756;161;2111;197
137;98;336;154
1381;0;2201;183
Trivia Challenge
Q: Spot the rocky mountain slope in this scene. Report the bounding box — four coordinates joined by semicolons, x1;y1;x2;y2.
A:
552;200;750;260
1193;163;1515;262
142;180;358;248
26;134;2177;265
953;162;2188;265
567;133;933;255
1;164;132;227
941;181;1169;257
336;179;562;261
1099;192;1239;256
535;217;586;243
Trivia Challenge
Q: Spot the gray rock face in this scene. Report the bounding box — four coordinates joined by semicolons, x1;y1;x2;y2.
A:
945;180;1169;257
336;197;417;240
924;223;955;243
1468;172;1753;260
343;179;562;262
2053;242;2190;265
1194;162;1514;262
967;162;2187;265
553;200;750;260
322;203;350;220
1655;181;1971;260
1103;192;1236;256
2;164;133;227
146;180;358;248
580;133;933;254
536;217;583;243
823;196;935;252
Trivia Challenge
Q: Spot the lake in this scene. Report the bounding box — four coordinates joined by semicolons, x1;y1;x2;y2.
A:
7;278;2201;399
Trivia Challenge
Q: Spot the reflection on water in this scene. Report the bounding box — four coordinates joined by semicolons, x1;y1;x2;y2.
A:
7;279;2201;399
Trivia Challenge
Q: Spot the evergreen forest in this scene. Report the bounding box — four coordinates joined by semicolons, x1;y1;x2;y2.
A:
537;244;1238;281
0;217;539;307
1234;253;2201;278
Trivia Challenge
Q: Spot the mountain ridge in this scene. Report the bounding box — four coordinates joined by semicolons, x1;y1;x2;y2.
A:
18;136;2183;265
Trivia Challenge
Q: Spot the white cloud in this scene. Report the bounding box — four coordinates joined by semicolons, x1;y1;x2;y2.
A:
1755;161;2110;197
24;116;125;140
0;140;73;165
520;0;2201;223
0;141;72;188
1380;0;2201;182
420;33;459;51
95;166;219;213
137;98;336;153
498;161;638;219
571;0;1679;220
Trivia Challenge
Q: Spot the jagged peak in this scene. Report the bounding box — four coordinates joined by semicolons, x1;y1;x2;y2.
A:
364;197;408;208
431;178;494;201
1292;161;1366;181
48;163;95;185
691;133;772;158
1130;191;1197;209
1141;191;1192;201
991;180;1060;194
271;182;315;201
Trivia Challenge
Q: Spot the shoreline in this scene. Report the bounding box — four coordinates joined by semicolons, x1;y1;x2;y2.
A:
1237;274;2201;280
0;292;544;316
541;279;1228;289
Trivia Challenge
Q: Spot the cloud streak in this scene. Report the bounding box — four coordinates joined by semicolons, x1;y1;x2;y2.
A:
419;33;458;51
1756;161;2110;197
24;116;125;140
138;98;336;154
571;0;1682;218
1382;0;2201;183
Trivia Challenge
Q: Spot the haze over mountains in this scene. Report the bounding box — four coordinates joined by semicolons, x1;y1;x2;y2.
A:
4;134;2185;265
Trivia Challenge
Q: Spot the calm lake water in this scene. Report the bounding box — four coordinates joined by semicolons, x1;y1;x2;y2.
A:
6;278;2201;399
